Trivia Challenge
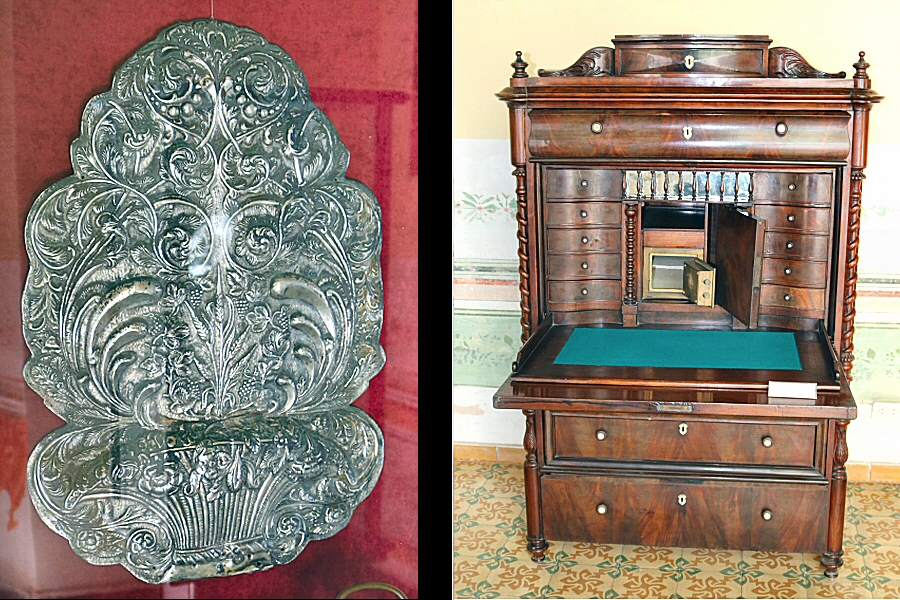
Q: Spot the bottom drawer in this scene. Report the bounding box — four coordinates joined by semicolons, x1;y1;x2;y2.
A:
541;474;828;553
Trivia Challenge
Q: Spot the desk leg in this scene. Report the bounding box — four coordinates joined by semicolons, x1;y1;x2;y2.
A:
822;419;849;578
523;410;548;562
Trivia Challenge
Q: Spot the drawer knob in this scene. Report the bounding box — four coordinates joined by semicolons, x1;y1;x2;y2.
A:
762;436;773;447
580;210;588;217
591;122;603;134
762;509;773;521
581;180;589;188
784;267;792;275
582;236;589;244
784;294;792;302
581;262;589;270
682;125;693;140
596;429;607;441
678;422;688;436
788;183;797;191
775;122;788;136
787;214;796;222
677;494;687;506
786;241;795;249
581;288;588;296
596;503;608;515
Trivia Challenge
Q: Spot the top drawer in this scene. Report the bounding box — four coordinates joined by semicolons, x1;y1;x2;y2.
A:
529;111;851;161
549;413;822;470
617;46;765;76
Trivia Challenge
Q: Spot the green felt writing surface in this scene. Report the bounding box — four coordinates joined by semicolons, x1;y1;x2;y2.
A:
553;328;802;370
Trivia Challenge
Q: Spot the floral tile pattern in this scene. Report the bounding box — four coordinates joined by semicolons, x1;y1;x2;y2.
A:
454;461;900;598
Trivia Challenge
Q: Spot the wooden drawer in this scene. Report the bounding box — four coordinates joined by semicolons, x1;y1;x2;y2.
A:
546;169;623;199
751;172;833;206
550;413;820;468
754;205;831;233
763;232;829;260
760;284;826;312
548;253;621;280
529;111;851;160
547;228;622;253
541;474;828;552
547;202;622;227
548;280;622;305
617;46;765;77
761;259;828;287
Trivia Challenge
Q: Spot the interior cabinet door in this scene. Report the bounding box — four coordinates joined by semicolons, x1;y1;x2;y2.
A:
713;206;765;328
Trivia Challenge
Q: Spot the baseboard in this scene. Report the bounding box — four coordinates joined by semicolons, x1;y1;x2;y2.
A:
454;444;896;484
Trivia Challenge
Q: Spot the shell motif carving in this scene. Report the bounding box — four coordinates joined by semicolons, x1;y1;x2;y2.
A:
23;20;385;583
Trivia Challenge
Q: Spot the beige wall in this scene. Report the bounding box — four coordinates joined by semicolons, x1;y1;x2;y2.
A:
453;0;900;142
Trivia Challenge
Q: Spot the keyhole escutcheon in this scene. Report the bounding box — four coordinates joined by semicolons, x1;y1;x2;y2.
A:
682;126;693;140
678;494;687;506
679;422;688;436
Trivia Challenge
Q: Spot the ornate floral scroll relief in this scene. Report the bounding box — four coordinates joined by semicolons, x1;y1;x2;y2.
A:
23;20;385;584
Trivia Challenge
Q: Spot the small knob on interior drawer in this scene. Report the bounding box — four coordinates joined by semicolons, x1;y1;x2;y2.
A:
580;210;588;217
762;436;773;447
775;122;788;136
784;267;792;275
581;180;589;188
788;183;797;191
591;122;602;133
786;241;795;249
582;236;589;244
596;503;608;514
762;509;773;521
581;262;589;269
596;430;607;441
787;214;796;222
784;294;792;302
581;288;588;296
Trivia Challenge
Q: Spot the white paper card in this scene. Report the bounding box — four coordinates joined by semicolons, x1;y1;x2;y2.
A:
767;381;818;400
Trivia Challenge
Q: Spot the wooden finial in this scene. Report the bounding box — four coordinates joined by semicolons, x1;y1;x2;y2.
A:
853;51;870;81
512;51;529;78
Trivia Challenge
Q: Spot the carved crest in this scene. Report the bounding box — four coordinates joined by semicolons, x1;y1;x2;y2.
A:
23;20;385;583
538;47;614;77
769;47;846;78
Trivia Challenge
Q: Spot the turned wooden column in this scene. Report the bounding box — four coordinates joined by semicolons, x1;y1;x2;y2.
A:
822;420;850;578
841;52;873;378
508;52;533;343
523;410;548;561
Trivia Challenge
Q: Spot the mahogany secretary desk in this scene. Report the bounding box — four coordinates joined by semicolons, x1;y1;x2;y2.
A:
493;36;881;578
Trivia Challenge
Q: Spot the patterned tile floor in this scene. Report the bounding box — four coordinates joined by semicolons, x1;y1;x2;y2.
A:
453;461;900;598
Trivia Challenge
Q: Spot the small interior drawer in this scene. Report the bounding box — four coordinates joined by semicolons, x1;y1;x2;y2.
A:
549;413;821;469
548;280;622;304
547;228;622;253
763;232;829;260
760;284;826;311
546;169;624;199
547;253;621;280
541;473;828;552
751;172;833;206
547;202;622;227
761;259;828;287
754;205;831;233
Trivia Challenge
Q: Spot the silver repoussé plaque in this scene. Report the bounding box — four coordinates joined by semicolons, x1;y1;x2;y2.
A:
23;19;385;583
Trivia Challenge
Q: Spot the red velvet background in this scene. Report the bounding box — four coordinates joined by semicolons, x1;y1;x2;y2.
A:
0;1;417;598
